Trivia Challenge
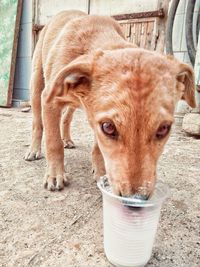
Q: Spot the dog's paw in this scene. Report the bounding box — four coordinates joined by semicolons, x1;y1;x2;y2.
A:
25;150;43;161
63;139;75;149
43;173;69;191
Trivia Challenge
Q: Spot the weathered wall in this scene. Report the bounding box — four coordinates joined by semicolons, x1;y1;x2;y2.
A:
35;0;89;24
35;0;160;24
88;0;158;16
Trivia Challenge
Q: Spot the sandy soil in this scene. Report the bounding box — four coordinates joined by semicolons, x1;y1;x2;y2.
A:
0;108;199;267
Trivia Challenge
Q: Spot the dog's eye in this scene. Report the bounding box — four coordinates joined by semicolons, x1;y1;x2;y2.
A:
156;123;171;140
101;122;118;138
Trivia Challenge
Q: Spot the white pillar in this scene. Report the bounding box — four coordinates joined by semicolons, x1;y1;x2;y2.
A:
12;0;32;106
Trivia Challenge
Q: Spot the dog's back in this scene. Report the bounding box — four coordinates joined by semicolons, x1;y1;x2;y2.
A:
41;10;87;62
32;11;86;73
34;10;135;82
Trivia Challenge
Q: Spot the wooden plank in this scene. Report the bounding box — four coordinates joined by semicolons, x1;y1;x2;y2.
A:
151;19;159;51
140;22;146;48
0;0;23;107
119;17;157;50
138;23;142;46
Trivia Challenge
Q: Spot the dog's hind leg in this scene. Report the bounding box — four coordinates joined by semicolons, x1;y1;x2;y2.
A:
92;139;106;180
61;106;76;149
25;30;46;161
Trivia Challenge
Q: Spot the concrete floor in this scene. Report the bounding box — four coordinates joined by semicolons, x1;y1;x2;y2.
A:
0;108;199;267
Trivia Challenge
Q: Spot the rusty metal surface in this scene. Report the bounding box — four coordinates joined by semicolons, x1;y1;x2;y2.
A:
113;8;165;21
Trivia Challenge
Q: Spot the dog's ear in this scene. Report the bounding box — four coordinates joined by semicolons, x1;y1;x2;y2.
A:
176;63;196;108
63;60;92;96
46;55;93;103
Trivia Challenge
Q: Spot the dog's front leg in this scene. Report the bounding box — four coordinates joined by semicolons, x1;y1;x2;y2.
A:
42;91;68;191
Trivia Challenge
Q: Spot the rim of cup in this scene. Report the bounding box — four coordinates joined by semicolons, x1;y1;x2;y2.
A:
97;178;170;208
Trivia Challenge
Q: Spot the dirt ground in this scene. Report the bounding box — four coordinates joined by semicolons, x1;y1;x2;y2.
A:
0;108;199;267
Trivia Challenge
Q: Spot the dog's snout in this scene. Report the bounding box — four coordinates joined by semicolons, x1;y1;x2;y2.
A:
111;178;154;199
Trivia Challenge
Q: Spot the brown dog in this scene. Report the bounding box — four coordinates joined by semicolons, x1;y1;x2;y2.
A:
25;10;196;198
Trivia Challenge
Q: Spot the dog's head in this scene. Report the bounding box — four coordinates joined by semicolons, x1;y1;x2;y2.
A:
50;48;196;197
